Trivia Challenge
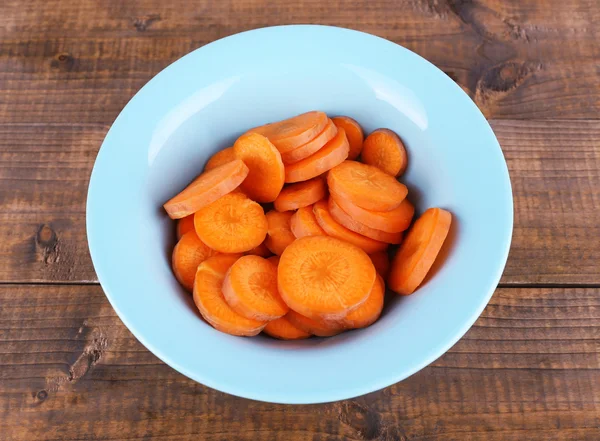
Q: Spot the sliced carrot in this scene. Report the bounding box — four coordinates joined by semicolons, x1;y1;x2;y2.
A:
369;251;390;279
280;119;338;164
164;159;249;219
264;210;296;256
246;241;272;258
176;214;195;239
278;235;376;320
327;160;408;211
194;192;268;253
249;111;328;153
263;315;311;340
290;205;326;239
312;200;387;254
193;254;266;336
388;208;452;295
361;129;408;177
204;146;235;171
332;116;364;160
233;132;284;202
328;197;403;244
268;255;280;267
222;255;289;321
285;128;350;183
285;310;344;337
172;230;218;292
273;177;327;212
340;275;385;329
332;194;414;233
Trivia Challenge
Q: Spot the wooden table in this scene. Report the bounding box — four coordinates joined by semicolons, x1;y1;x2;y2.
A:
1;1;599;439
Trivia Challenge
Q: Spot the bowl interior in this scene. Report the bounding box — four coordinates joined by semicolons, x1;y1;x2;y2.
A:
87;26;512;404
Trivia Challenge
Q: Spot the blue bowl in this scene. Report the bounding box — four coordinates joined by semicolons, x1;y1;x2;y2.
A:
87;25;513;404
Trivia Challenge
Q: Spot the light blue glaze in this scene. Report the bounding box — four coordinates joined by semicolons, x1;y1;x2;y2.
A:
87;25;513;404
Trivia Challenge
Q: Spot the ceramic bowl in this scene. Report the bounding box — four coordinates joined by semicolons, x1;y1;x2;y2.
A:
87;25;513;404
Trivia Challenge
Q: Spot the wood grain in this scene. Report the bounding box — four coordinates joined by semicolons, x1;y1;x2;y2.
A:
1;0;599;125
1;120;598;284
1;284;598;441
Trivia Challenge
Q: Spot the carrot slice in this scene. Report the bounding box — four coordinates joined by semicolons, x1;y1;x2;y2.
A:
273;177;327;212
369;251;390;279
312;200;387;254
278;236;376;320
388;208;452;295
176;214;195;239
223;255;289;321
280;119;338;164
265;210;296;256
284;128;350;183
361;129;408;177
327;160;408;211
332;195;414;233
290;205;326;238
233;132;284;202
249;111;328;153
204;146;235;171
193;254;266;336
194;192;268;253
340;275;385;329
328;197;403;244
263;315;311;340
164;159;249;219
172;231;218;292
246;241;272;258
267;255;280;267
332;116;364;160
285;310;344;337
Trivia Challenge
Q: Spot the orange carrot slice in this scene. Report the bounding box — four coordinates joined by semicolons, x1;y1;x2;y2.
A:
332;116;364;160
328;197;403;244
332;195;414;233
172;230;218;292
273;177;327;212
263;315;311;340
278;236;376;320
268;255;280;267
204;147;235;171
194;192;268;253
290;205;326;238
264;210;296;256
369;251;390;279
340;275;385;329
249;111;328;153
361;129;408;177
284;128;349;183
246;241;272;258
223;255;289;321
233;132;284;202
285;310;344;337
388;208;452;295
280;119;338;164
312;200;387;254
164;159;249;219
193;254;266;336
327;160;408;211
176;214;195;239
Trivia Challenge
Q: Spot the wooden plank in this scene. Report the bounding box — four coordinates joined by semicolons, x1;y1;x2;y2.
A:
0;284;598;440
1;0;599;123
1;120;598;284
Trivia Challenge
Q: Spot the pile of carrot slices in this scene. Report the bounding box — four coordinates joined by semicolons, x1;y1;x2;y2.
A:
163;111;452;339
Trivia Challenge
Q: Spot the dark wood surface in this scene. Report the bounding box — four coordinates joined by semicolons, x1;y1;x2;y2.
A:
1;0;599;439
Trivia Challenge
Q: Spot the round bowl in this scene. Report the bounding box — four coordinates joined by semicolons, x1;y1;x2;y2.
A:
87;25;513;404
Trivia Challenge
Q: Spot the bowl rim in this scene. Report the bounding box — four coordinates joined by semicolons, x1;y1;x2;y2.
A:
87;24;514;404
